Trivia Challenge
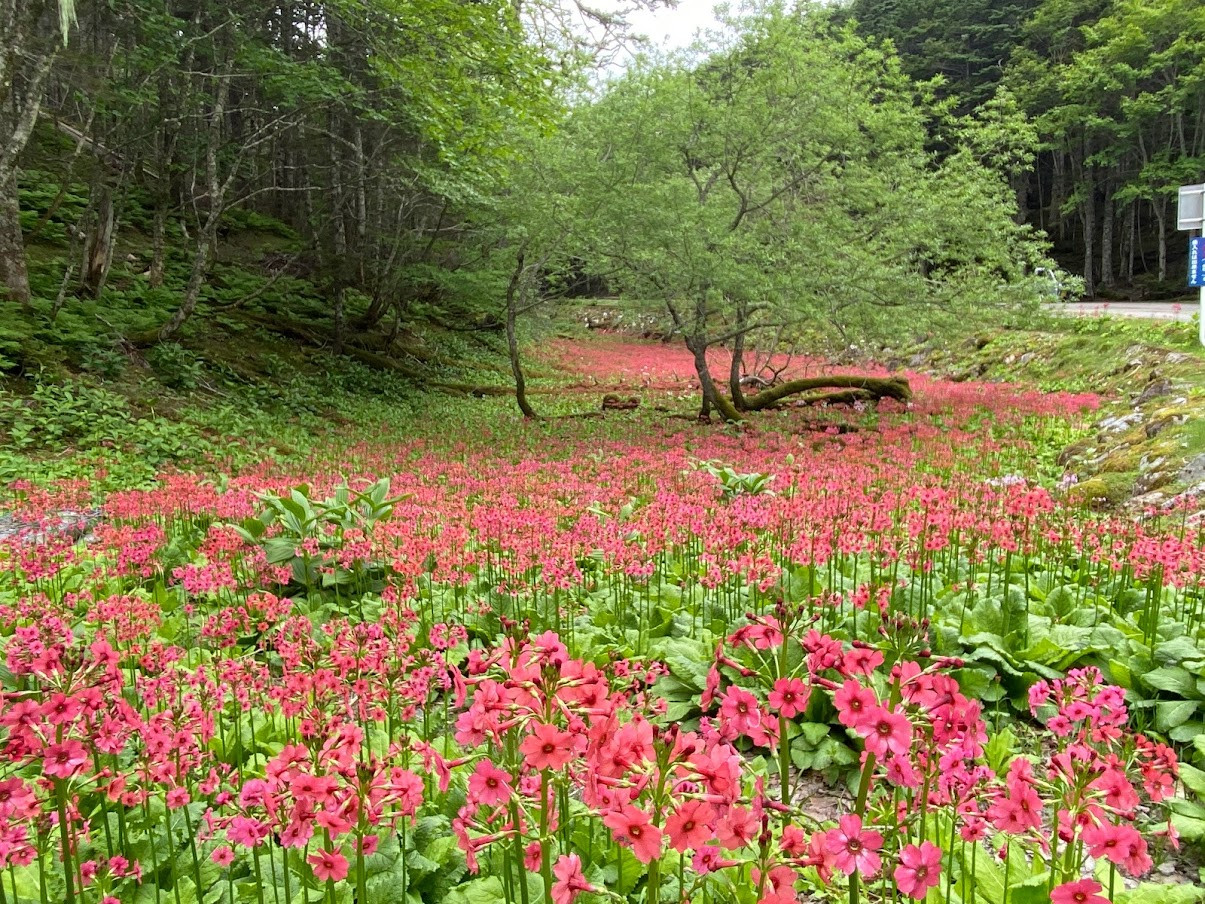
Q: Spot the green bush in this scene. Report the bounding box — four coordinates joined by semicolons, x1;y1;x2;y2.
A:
147;342;204;390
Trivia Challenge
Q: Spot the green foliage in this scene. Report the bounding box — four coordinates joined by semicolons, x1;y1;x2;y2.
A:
845;0;1042;110
147;342;204;390
233;478;408;593
691;460;776;499
554;5;1047;359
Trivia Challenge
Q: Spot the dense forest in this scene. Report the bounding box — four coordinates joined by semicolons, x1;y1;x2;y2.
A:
0;0;1202;407
844;0;1205;297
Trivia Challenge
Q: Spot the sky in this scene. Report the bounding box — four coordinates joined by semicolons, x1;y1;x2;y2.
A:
624;1;725;50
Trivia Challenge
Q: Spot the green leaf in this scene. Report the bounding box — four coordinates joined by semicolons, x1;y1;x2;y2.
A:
1169;721;1205;743
441;876;507;904
1180;763;1205;798
1154;637;1205;667
1142;667;1200;698
651;637;711;690
1169;799;1205;841
1155;700;1199;732
1116;883;1205;904
984;726;1018;774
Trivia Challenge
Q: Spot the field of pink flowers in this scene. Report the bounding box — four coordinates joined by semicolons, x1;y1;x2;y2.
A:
1;339;1202;904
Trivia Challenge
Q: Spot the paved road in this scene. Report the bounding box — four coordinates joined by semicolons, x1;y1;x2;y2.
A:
1054;301;1199;321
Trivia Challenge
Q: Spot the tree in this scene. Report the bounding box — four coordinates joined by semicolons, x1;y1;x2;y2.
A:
1007;0;1205;293
844;0;1043;112
0;0;67;303
564;3;1043;420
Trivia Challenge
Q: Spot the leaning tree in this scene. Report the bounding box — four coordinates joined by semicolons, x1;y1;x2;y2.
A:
564;2;1047;420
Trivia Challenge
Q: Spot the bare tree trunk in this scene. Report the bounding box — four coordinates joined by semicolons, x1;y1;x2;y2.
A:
328;129;348;355
688;337;740;422
1118;201;1127;286
1013;171;1029;225
742;375;911;410
332;288;346;355
149;204;167;286
506;250;537;419
149;59;232;342
0;172;29;303
81;181;115;297
0;23;57;305
1080;173;1097;297
1100;183;1114;288
1154;197;1167;283
1051;153;1066;242
728;296;748;411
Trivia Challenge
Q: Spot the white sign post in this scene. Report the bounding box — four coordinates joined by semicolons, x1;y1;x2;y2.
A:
1178;184;1205;346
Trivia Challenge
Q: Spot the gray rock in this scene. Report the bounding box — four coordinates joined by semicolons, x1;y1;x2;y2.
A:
0;508;102;545
1097;412;1143;433
1181;454;1205;485
1135;379;1172;405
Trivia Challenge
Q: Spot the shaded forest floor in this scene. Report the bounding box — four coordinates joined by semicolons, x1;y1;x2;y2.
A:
1;187;1202;506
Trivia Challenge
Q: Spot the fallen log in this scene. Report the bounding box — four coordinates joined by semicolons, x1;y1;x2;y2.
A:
742;375;910;411
602;394;640;411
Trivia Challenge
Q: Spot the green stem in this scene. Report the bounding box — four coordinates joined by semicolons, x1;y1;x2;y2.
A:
540;770;554;904
55;781;76;904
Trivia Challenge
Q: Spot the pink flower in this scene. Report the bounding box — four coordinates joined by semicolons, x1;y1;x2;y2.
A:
893;842;942;899
860;706;912;758
833;681;878;732
602;804;663;864
824;814;883;878
665;799;715;852
519;722;575;771
768;678;810;719
1083;822;1151;877
551;854;594;904
715;804;758;850
467;759;512;807
1051;880;1109;904
308;848;349;882
719;687;762;735
987;784;1043;835
42;740;89;779
211;846;235;868
692;845;737;874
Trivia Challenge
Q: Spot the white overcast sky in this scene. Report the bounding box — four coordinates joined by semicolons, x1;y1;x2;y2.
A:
624;1;725;50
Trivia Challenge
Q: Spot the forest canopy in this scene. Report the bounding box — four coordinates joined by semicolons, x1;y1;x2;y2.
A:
0;0;1201;417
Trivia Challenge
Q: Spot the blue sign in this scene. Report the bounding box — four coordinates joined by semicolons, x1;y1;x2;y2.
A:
1191;237;1205;288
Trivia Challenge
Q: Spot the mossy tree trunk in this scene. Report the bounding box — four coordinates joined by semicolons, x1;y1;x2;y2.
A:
742;374;911;409
506;248;538;419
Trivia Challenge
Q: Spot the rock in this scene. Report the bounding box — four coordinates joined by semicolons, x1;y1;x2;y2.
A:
1181;454;1205;486
1134;470;1171;494
1134;379;1172;405
0;508;103;545
1130;491;1169;511
1066;474;1136;508
1018;352;1035;364
1097;412;1143;434
1156;862;1177;877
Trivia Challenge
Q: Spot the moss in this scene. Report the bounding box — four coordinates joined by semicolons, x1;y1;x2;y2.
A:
1066;473;1136;508
1096;447;1145;474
